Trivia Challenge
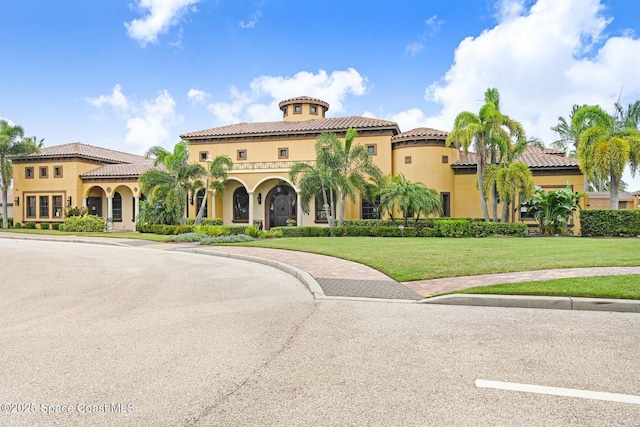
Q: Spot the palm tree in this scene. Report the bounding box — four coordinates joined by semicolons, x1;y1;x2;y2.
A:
138;140;205;225
1;121;42;228
614;100;640;130
378;174;442;226
290;160;338;228
551;104;590;190
317;128;382;226
194;155;233;224
576;105;640;209
447;88;525;222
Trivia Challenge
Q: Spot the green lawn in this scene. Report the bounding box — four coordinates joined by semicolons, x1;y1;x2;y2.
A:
454;275;640;299
0;228;169;242
237;237;640;282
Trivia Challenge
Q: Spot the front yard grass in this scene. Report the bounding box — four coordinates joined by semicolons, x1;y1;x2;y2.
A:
454;275;640;299
238;237;640;282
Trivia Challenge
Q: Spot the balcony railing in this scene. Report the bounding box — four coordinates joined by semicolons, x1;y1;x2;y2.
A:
231;160;316;171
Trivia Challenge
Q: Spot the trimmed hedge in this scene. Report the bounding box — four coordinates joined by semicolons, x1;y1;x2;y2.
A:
433;219;470;237
26;222;36;229
40;222;50;230
469;222;528;237
51;223;60;230
59;216;105;232
185;218;223;226
580;210;640;237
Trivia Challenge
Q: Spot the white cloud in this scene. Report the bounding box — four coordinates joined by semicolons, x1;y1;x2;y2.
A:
494;0;528;22
405;42;425;56
0;117;15;126
87;87;181;152
425;14;443;35
86;84;130;111
206;68;369;124
187;88;210;103
125;0;200;46
240;10;262;29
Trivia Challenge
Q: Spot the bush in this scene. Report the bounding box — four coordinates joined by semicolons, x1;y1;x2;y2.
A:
166;233;209;243
245;225;262;238
14;222;22;229
148;224;194;235
469;222;528;237
200;234;255;244
270;226;343;237
59;216;105;232
580;210;640;237
186;218;223;226
226;225;249;235
40;222;50;230
433;219;470;237
7;217;14;227
261;229;283;238
51;223;60;230
26;222;36;229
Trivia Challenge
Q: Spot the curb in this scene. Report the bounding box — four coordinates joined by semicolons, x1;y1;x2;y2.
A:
421;294;640;313
176;248;326;298
0;234;131;247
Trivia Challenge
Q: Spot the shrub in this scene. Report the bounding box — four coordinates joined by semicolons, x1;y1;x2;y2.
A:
58;216;105;232
185;218;223;226
7;217;14;227
433;219;470;237
64;206;88;217
200;234;255;244
469;222;528;237
26;222;36;229
227;225;249;235
370;226;417;237
40;222;50;230
14;222;22;229
261;229;283;238
51;223;60;230
166;233;209;243
245;225;262;238
580;210;640;237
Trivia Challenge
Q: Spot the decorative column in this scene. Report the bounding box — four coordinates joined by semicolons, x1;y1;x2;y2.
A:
83;196;88;208
248;191;254;225
134;196;140;221
107;196;113;221
296;190;303;226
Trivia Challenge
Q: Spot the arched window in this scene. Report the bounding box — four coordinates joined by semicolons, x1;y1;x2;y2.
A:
361;196;381;220
196;189;207;218
233;187;249;222
113;192;122;222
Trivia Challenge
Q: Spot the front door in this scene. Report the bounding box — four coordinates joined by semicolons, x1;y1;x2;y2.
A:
87;197;102;217
267;184;296;228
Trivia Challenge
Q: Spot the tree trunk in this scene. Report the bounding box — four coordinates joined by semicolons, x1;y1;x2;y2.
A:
476;167;490;221
1;189;8;229
194;192;207;225
490;150;498;222
338;192;346;226
501;201;509;222
322;185;335;228
610;173;620;210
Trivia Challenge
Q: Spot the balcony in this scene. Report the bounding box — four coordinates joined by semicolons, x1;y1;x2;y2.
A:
231;160;315;171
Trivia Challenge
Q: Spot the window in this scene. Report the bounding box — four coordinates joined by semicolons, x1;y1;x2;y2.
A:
405;156;412;164
199;151;209;161
39;166;48;178
366;144;377;155
282;106;288;117
39;196;49;218
237;149;247;161
278;148;288;159
361;196;381;220
196;189;207;218
441;192;451;218
112;192;122;222
310;105;318;115
233;187;249;221
315;191;337;222
293;104;302;114
26;196;36;218
53;196;63;218
54;165;63;178
25;167;34;179
442;155;449;164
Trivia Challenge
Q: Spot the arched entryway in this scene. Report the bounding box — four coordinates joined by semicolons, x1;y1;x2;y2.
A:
265;184;297;229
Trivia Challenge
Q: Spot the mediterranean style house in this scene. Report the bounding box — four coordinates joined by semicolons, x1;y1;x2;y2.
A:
11;96;588;232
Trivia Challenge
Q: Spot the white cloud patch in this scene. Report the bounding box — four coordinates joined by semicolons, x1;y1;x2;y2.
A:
187;88;210;103
125;0;200;46
0;116;15;126
240;10;262;29
425;14;443;35
406;14;444;56
405;42;425;56
206;68;369;124
87;86;181;152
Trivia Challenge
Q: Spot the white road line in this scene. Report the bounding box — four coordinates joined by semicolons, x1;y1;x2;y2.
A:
475;379;640;405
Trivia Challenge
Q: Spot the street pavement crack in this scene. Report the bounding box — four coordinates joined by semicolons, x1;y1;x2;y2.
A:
184;301;318;426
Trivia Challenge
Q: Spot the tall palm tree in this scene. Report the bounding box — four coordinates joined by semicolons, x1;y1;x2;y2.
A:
447;88;525;222
316;128;382;226
378;174;442;226
551;104;590;190
1;121;42;228
290;161;338;228
614;100;640;130
576;105;640;209
139;140;205;225
194;155;233;224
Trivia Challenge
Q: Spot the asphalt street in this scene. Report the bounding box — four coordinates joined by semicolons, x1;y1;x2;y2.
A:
1;239;639;426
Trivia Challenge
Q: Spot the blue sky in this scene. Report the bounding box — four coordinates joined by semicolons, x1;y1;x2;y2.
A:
2;0;640;189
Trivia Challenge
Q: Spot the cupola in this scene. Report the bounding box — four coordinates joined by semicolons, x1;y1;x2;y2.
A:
278;96;329;122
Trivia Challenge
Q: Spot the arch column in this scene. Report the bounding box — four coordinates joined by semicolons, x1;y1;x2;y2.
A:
107;196;113;221
82;196;88;208
248;191;254;225
211;190;217;218
296;190;302;226
134;196;139;221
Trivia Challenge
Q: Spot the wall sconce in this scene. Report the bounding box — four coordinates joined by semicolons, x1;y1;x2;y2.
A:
257;193;262;205
14;197;19;206
67;196;72;206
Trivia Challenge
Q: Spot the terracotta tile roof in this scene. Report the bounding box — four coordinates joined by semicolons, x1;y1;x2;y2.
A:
180;116;400;140
391;127;449;142
1;189;13;206
453;146;581;168
12;142;151;164
587;191;635;200
543;147;567;156
278;96;330;110
80;163;161;178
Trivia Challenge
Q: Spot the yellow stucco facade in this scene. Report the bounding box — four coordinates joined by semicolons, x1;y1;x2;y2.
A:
11;96;591;233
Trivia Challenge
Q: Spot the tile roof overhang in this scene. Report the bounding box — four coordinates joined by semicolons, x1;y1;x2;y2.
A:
278;96;330;112
180;116;401;142
451;147;583;175
11;142;150;165
80;163;161;181
391;127;449;149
